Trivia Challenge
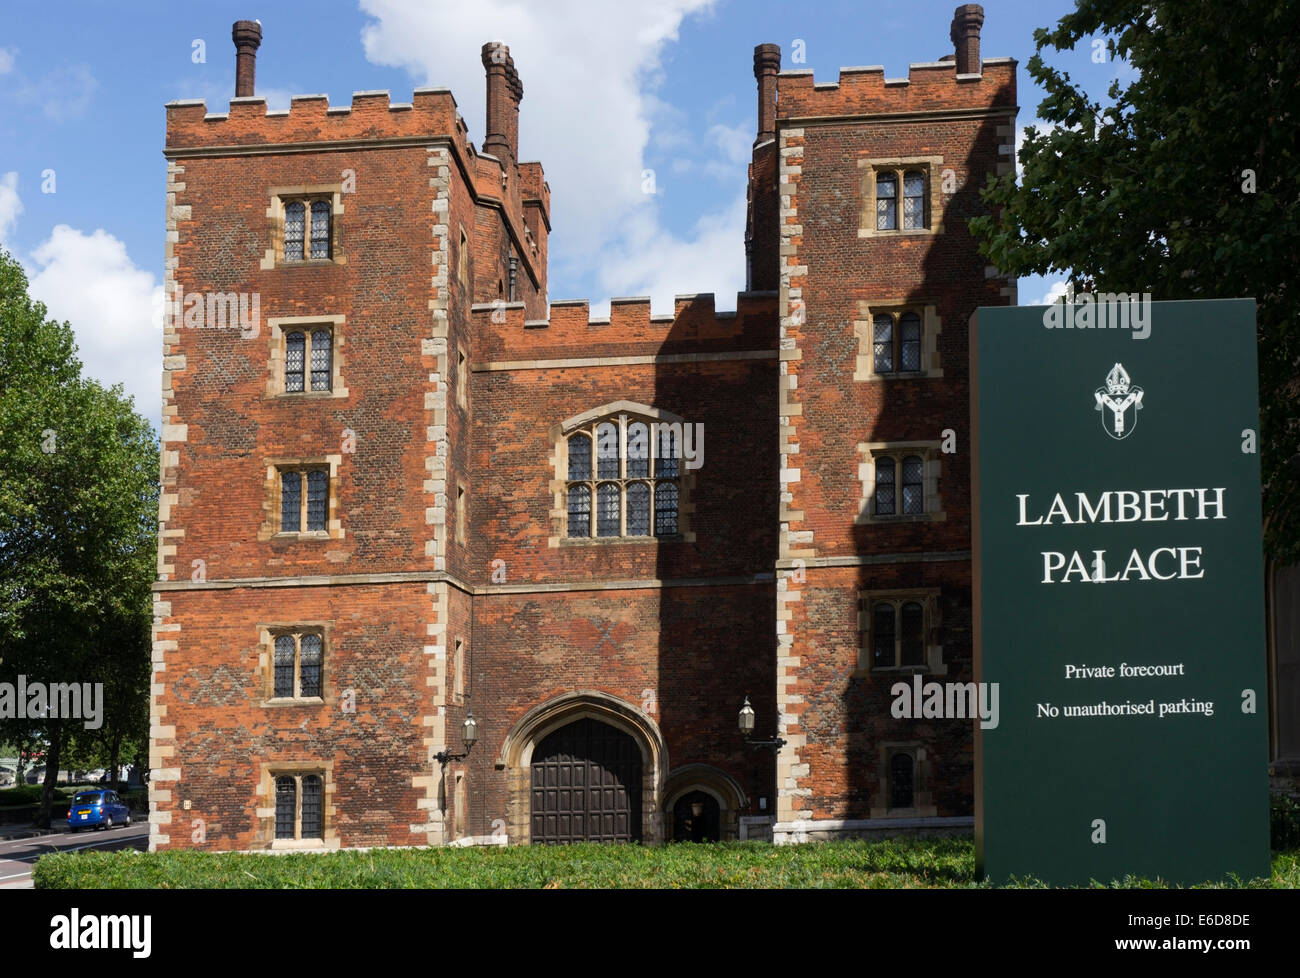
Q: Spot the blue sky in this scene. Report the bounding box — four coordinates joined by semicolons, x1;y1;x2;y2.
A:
0;0;1129;432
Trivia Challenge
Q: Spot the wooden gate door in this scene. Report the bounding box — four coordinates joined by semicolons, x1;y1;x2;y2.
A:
530;718;642;844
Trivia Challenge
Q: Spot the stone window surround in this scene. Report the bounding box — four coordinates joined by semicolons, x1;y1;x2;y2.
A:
260;184;346;270
256;759;339;850
870;742;938;818
853;299;943;381
266;315;349;399
259;455;345;541
856;587;946;675
856;440;946;524
548;400;696;547
257;622;332;707
857;156;945;238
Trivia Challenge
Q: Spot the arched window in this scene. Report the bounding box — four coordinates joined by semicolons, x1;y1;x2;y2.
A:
902;170;926;229
890;752;914;809
283;326;332;393
567;484;591;538
309;201;332;258
596;422;620;478
874;457;896;515
626;482;650;536
876;172;897;230
272;630;324;699
274;772;325;841
564;412;684;539
275;777;296;839
596;483;621;537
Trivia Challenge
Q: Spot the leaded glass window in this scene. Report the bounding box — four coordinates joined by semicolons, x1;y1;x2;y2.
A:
902;456;924;515
309;201;331;259
270;631;324;700
273;635;295;697
275;777;296;839
568;434;592;480
655;481;678;536
876;173;897;230
597;483;620;537
564;413;683;539
283;202;305;261
567;484;591;537
281;472;302;532
285;332;305;392
273;773;325;842
626;482;650;536
875;458;896;516
300;775;323;838
596;422;620;478
655;426;680;478
310;329;332;390
306;470;328;530
627;422;649;477
902;171;926;229
279;467;329;533
299;633;322;697
900;313;921;372
873;315;894;373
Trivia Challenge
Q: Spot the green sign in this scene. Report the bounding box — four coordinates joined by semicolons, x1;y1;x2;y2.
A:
971;298;1270;885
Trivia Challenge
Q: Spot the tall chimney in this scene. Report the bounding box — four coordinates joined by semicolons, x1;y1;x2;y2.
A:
232;20;263;97
481;41;524;165
753;43;781;145
950;4;984;75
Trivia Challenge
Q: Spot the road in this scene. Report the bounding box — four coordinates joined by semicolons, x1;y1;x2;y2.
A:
0;823;149;889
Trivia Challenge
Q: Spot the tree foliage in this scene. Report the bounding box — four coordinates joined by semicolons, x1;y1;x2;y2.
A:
972;0;1299;564
0;247;157;823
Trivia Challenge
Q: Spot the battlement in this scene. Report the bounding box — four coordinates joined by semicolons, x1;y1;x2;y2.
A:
164;88;471;153
777;57;1015;119
473;292;779;363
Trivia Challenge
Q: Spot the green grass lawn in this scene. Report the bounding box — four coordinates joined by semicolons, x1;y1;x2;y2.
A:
33;839;1300;889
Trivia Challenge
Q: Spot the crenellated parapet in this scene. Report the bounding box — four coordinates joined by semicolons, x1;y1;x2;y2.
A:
777;58;1015;120
473;292;779;363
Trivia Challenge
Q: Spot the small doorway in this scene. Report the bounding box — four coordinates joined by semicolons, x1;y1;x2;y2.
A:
671;790;720;842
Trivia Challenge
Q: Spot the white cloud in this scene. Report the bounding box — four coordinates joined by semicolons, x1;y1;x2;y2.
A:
0;48;16;75
0;172;22;246
591;192;746;315
27;226;162;424
358;0;740;308
1034;277;1070;305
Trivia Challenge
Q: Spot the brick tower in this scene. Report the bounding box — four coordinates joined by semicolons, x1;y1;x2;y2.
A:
150;8;1015;850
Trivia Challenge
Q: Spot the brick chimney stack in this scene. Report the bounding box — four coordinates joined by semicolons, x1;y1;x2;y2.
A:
232;20;262;97
753;43;781;145
481;41;524;165
950;4;984;75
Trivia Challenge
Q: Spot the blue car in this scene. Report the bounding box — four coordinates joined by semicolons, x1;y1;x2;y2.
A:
67;790;131;832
